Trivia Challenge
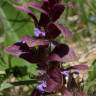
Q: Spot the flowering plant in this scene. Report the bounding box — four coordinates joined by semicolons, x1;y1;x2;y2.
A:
5;0;88;96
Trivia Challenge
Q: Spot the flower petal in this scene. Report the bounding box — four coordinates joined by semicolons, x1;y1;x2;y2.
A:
34;28;45;37
37;81;47;92
61;70;69;76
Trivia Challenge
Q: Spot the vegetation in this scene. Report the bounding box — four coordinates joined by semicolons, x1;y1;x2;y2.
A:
0;0;96;96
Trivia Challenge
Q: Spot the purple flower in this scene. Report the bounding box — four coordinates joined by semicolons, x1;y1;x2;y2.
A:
61;70;80;76
34;28;45;37
61;70;69;76
37;81;47;92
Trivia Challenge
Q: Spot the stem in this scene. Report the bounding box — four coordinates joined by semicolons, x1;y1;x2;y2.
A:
8;55;12;70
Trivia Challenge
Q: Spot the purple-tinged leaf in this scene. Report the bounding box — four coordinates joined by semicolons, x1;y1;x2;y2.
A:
21;36;49;47
16;5;38;26
46;23;61;39
16;2;48;15
39;15;50;27
63;89;73;96
50;4;64;21
45;77;61;92
39;14;49;27
51;44;69;57
62;48;77;62
48;0;57;8
45;65;63;92
41;0;49;12
5;41;48;64
48;64;62;83
48;46;77;62
77;91;87;96
72;64;89;70
4;44;22;57
38;0;50;27
46;23;72;39
55;23;73;38
20;46;48;63
48;0;62;8
27;2;48;15
48;54;62;62
16;5;32;14
16;2;48;26
48;43;69;62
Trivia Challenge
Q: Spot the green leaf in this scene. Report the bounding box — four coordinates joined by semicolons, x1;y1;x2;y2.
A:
0;0;34;45
0;0;36;72
11;79;37;86
0;82;13;91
